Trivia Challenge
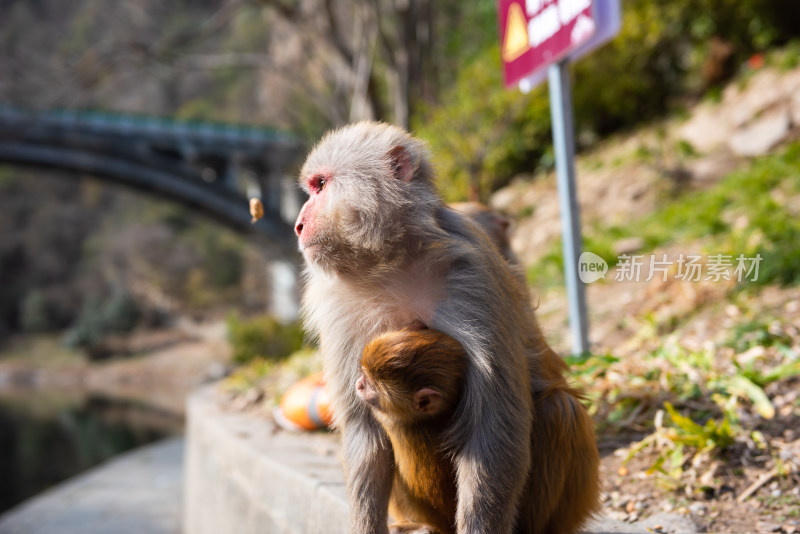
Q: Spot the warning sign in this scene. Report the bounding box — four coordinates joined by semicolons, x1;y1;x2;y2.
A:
502;3;530;63
497;0;620;88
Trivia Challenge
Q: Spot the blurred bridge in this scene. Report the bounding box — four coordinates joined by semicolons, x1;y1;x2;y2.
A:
0;105;304;251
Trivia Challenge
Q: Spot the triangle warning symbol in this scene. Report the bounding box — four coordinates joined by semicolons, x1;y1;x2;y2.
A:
502;3;530;63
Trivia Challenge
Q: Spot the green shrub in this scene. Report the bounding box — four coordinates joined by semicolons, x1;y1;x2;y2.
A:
227;313;306;364
414;0;800;201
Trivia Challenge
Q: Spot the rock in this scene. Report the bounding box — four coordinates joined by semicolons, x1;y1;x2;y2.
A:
588;512;700;534
729;108;791;157
607;510;629;522
757;520;782;532
636;512;700;533
687;502;707;516
680;67;800;155
613;237;644;256
679;104;732;153
205;362;229;381
727;70;786;127
686;151;740;184
490;183;525;213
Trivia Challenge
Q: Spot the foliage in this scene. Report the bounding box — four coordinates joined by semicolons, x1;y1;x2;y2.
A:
630;141;800;286
62;290;140;351
226;313;306;365
415;0;800;201
528;141;800;287
727;319;795;353
223;357;278;395
20;291;52;333
625;402;736;484
569;323;800;487
222;347;320;398
414;46;551;202
574;0;799;133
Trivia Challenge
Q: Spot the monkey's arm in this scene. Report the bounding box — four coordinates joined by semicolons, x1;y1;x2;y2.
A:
449;363;532;534
341;406;394;534
433;263;534;534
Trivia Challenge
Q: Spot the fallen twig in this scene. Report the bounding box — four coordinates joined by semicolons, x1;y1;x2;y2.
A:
737;467;779;503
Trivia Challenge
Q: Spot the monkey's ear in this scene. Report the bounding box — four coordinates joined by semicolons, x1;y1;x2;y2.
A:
388;145;420;183
413;388;442;414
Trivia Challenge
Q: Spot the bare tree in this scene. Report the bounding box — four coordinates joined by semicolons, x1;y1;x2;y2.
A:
244;0;438;128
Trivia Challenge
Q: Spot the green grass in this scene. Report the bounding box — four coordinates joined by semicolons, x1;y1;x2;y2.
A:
570;333;800;485
529;142;800;288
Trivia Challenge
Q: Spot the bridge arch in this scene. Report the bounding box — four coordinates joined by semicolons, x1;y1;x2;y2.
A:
0;106;305;253
0;106;307;320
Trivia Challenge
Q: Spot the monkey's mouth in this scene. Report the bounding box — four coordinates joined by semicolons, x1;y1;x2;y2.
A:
298;239;324;257
299;240;344;272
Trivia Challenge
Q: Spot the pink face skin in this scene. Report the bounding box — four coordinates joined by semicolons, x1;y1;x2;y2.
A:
355;372;378;407
294;170;332;254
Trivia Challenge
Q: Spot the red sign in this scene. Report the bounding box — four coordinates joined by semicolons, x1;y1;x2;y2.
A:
498;0;598;88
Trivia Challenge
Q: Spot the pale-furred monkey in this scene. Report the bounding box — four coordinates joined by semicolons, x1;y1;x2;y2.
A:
294;122;599;534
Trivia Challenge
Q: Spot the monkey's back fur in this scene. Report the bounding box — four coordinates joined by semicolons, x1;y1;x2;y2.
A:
295;121;600;534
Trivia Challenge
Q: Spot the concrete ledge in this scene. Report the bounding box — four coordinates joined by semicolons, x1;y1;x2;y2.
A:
183;385;348;534
184;384;701;534
0;386;699;534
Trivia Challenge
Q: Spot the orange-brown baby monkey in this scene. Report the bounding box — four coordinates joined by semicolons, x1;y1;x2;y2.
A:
357;326;464;534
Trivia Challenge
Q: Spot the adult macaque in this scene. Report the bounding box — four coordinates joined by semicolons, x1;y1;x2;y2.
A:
357;326;465;534
294;122;599;534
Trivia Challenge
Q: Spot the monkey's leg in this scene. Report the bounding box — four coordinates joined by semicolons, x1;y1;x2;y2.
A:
518;389;600;534
454;411;531;534
342;416;394;534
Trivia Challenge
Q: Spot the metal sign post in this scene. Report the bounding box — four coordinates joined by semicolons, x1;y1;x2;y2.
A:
547;60;589;354
497;0;620;355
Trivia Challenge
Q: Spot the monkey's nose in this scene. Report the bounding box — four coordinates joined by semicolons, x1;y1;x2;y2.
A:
295;222;303;236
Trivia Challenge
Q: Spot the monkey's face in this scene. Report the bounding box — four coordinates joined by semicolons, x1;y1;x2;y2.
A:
355;370;381;408
294;122;439;275
355;368;426;423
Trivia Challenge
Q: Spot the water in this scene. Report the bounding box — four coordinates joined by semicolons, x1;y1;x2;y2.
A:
0;389;182;514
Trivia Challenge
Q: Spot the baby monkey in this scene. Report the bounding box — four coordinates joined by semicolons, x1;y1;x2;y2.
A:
357;326;464;534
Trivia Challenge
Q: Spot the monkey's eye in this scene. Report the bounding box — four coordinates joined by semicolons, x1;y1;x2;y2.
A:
309;175;327;194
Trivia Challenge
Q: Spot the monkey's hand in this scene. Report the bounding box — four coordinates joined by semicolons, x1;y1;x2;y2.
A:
389;522;440;534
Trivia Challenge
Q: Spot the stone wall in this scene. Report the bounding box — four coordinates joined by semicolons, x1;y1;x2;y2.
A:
183;386;348;534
